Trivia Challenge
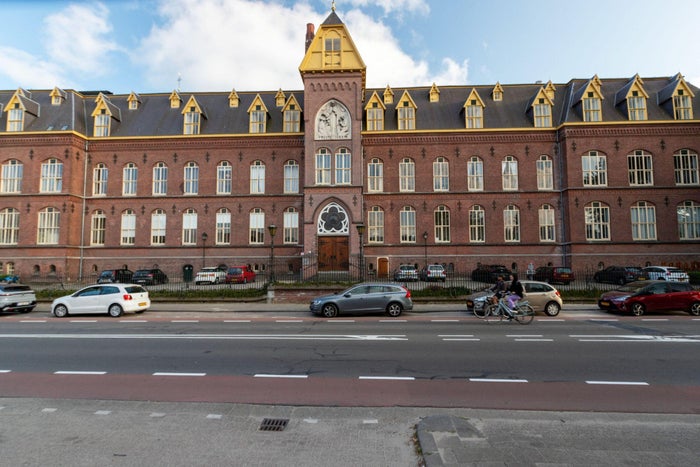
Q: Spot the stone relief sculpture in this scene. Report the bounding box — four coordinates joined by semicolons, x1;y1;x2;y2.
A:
315;99;351;140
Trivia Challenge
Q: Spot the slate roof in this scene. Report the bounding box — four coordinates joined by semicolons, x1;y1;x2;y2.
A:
0;75;697;138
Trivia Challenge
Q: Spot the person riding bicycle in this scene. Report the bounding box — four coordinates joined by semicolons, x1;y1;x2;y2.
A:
504;273;524;318
489;275;507;305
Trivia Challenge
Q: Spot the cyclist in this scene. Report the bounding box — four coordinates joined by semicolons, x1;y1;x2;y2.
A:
489;275;507;305
504;273;524;318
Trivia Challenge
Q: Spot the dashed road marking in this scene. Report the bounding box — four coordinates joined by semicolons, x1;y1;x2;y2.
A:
152;372;206;377
586;380;649;386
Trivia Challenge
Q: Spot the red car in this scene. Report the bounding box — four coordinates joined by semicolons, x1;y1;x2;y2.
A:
598;280;700;316
225;265;256;284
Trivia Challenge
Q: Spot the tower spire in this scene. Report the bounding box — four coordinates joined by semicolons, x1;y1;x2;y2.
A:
331;1;335;12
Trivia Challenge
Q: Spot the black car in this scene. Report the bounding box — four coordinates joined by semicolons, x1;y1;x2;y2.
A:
97;268;134;284
593;266;642;285
132;268;169;285
471;265;510;283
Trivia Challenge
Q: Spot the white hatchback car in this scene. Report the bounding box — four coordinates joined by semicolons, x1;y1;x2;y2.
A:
52;284;150;317
638;266;689;282
195;266;227;285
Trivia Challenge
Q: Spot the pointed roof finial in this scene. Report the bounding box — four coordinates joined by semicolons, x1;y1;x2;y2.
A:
331;1;336;12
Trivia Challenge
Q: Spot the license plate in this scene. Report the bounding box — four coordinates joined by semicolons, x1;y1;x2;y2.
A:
138;302;147;307
17;301;30;306
600;301;610;307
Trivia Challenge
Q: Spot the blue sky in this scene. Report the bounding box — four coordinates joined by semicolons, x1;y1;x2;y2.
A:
1;0;698;94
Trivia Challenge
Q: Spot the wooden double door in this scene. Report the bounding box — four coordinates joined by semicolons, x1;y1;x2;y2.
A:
318;236;349;271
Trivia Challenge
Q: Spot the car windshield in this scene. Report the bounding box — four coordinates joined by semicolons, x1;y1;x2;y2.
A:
229;268;242;274
616;283;646;293
125;285;147;294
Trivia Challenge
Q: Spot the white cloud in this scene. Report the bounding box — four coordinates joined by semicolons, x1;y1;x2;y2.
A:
43;2;122;75
0;46;73;89
133;0;463;91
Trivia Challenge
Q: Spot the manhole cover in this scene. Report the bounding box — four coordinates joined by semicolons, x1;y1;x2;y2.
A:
259;418;289;432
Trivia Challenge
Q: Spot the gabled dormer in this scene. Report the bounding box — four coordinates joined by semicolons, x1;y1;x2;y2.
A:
528;87;554;128
396;90;417;130
275;89;286;107
614;74;648;121
298;8;367;93
3;88;39;131
573;75;604;122
169;90;182;109
127;91;141;110
463;89;485;129
543;81;556;101
383;85;394;105
91;93;121;137
49;87;67;106
429;83;440;103
657;73;695;120
364;91;386;131
228;88;240;108
492;82;504;101
182;95;206;135
282;94;302;133
247;94;269;133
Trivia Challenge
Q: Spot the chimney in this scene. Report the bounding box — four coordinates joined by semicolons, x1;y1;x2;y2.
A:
305;23;315;52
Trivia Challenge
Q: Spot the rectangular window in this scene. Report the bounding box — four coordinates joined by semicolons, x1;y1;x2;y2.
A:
122;164;137;196
184;111;200;134
283;108;300;132
399;159;415;192
400;208;416;243
217;163;232;194
94;113;110;137
434;209;450;243
631;203;657;241
367;159;383;192
398;105;415;130
534;102;552;127
249;210;264;244
583;95;601;122
284;162;299;193
582;152;607;186
628;151;653;186
536;156;553;190
367;107;384;131
121;212;136;245
93;165;108;196
184;164;199;195
0;209;20;245
678;202;700;240
502;157;518;190
673;93;693;120
182;211;197;245
585;203;610;241
538;207;555;242
467;157;483;191
153;164;168;195
216;211;231;245
335;150;351;185
628;95;647;120
283;210;299;244
7;107;24;131
250;163;265;194
37;208;60;245
151;212;166;245
674;150;699;185
91;214;106;245
250;109;266;133
40;160;63;193
465;105;483;128
368;208;384;243
504;208;520;242
1;160;23;193
469;208;485;243
315;151;331;185
324;37;341;66
433;159;449;192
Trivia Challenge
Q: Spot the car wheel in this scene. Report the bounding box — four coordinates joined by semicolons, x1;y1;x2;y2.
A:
321;303;338;318
108;304;123;317
53;304;68;318
386;302;403;317
631;302;645;316
544;301;561;317
689;302;700;316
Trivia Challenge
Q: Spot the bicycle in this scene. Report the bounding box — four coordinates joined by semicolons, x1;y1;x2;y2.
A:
483;297;535;324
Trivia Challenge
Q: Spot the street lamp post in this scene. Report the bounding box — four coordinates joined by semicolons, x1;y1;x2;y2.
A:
268;224;277;283
201;232;208;268
356;223;366;280
422;231;429;267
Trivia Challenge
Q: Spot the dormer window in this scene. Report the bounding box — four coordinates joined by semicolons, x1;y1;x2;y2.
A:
463;89;485;129
628;90;647;120
94;109;110;137
492;82;504;101
397;91;417;130
534;98;552;127
429;83;440;102
364;92;385;131
7;103;23;132
91;93;120;137
583;91;602;122
184;106;200;134
324;32;341;67
127;92;141;110
228;89;239;108
248;94;268;133
674;89;693;120
282;95;302;133
50;87;66;106
169;90;182;109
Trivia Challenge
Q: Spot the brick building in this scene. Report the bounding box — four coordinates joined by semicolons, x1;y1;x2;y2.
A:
1;8;699;281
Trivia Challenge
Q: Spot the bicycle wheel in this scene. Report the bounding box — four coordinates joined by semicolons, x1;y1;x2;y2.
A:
483;304;499;323
474;302;493;319
514;304;535;325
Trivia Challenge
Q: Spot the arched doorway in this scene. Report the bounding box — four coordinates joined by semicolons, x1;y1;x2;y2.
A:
317;202;350;271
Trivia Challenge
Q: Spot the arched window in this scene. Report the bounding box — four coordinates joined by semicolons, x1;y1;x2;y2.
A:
469;205;485;243
504;205;520;242
400;206;416;243
585;202;610;241
434;205;450;243
368;206;384;243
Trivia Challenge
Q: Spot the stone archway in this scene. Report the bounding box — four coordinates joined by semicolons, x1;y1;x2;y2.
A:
317;202;350;271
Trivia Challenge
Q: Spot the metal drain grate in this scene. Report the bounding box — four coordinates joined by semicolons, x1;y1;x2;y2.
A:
259;418;289;432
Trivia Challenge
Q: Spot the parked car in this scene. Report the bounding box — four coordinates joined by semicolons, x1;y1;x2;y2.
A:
51;284;150;317
420;264;446;282
132;268;169;285
0;283;37;314
310;283;413;318
637;266;689;282
593;266;642;285
466;280;563;317
225;265;256;284
393;264;419;282
97;268;134;284
470;264;510;283
597;280;700;316
195;266;227;285
533;266;574;285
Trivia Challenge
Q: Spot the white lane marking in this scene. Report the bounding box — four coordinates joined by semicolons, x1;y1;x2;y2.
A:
439;335;475;337
586;381;649;386
119;320;148;323
431;319;460;322
254;374;308;379
42;408;58;413
641;319;669;322
0;333;408;341
150;412;166;418
54;371;106;375
591;319;619;322
363;419;379;424
304;418;318;424
469;378;528;383
572;335;700;343
70;320;97;323
206;414;223;419
223;320;251;323
539;319;565;322
20;320;46;323
327;320;355;323
276;320;304;323
171;320;199;323
359;376;415;381
443;338;481;341
95;410;111;415
0;370;11;373
514;338;554;342
507;334;542;338
152;372;206;377
379;320;407;323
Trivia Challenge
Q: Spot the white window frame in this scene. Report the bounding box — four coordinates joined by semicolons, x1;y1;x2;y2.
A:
399;206;416;243
182;209;198;245
184;162;199;195
674;149;698;185
284;160;299;193
151;209;166;245
121;210;136;245
582;151;608;187
368;158;383;192
283;208;299;244
335;148;351;185
399;158;415;192
433;157;449;192
503;205;520;242
467;156;483;191
0;208;20;245
368;206;384;244
536;155;553;190
217;161;232;195
0;159;22;193
216;208;231;245
91;210;106;245
250;161;265;194
627;150;653;186
585;202;610;241
631;201;657;241
502;156;518;191
315;149;331;185
538;204;555;242
249;208;264;244
469;205;485;243
122;163;137;196
434;205;450;243
678;201;700;240
40;159;63;193
152;162;168;196
93;163;108;196
37;207;60;245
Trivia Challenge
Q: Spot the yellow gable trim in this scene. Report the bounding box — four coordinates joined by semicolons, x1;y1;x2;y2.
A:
626;77;649;99
3;93;24;112
429;83;440;102
181;95;203;115
463;89;486;108
282;94;302;112
246;94;269;113
581;80;604;100
544;81;556;100
364;91;386;110
228;89;240;107
383;85;394;104
397;90;417;109
169;90;182;108
675;78;696;98
275;89;286;107
531;88;554;107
